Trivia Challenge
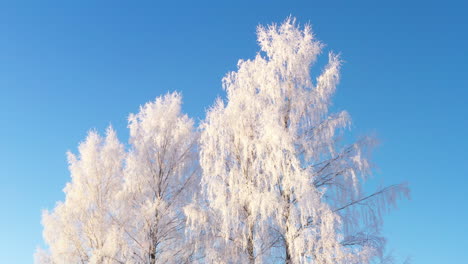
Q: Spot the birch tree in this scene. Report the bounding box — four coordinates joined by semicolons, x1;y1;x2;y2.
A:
116;92;198;264
186;17;409;264
36;93;198;264
37;127;125;263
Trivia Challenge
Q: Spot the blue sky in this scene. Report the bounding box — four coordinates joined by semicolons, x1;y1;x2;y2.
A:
0;1;467;263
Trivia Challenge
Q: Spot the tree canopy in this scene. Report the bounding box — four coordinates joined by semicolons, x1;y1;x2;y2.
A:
36;17;408;264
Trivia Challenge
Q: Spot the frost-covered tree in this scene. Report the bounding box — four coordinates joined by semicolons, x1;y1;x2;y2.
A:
185;18;409;264
115;92;198;264
36;93;198;264
36;127;125;263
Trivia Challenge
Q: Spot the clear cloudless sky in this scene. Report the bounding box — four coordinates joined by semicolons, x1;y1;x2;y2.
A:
0;1;467;263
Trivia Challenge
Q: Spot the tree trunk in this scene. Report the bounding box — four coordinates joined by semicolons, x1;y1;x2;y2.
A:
285;241;292;264
149;252;156;264
283;193;293;264
245;205;255;264
247;235;255;264
149;240;156;264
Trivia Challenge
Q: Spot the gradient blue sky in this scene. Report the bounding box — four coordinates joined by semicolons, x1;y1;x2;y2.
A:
1;1;467;263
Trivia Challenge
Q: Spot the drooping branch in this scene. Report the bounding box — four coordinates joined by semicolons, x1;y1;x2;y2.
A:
333;184;409;213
